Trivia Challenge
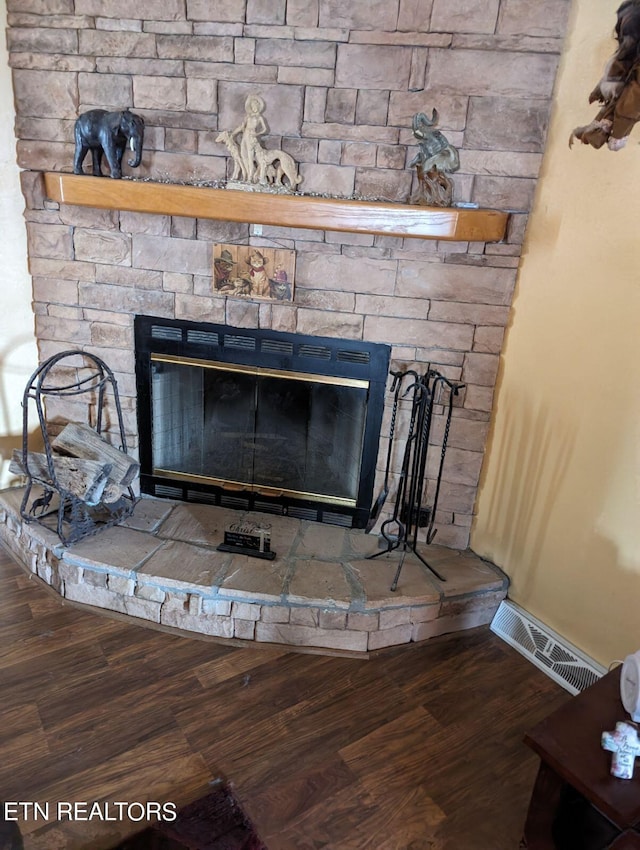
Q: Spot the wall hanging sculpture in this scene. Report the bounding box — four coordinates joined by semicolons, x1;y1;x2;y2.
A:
408;109;460;207
216;94;302;191
73;108;145;178
570;0;640;151
213;243;295;302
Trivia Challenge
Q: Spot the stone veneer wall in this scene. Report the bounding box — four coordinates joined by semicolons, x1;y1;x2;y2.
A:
6;0;570;548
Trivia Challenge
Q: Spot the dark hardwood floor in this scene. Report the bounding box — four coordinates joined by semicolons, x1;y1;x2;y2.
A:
0;544;569;850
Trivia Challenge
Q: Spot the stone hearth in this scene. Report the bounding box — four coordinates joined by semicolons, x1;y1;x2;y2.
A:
0;487;507;655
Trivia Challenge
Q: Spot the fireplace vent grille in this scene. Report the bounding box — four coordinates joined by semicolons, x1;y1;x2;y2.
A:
186;490;218;505
221;494;251;509
253;501;284;516
299;344;331;361
261;339;293;356
337;349;371;365
323;511;354;527
148;485;355;527
188;330;219;346
154;483;183;499
224;334;256;351
288;506;321;521
151;324;182;341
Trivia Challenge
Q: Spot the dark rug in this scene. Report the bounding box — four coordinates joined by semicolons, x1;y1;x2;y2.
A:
113;785;268;850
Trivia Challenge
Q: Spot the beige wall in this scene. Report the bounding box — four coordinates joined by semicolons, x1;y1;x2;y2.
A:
0;0;38;487
472;0;640;668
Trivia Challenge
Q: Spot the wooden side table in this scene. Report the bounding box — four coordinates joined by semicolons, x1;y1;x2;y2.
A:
522;667;640;849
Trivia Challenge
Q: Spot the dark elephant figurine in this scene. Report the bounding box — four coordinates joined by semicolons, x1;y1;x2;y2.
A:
73;109;145;178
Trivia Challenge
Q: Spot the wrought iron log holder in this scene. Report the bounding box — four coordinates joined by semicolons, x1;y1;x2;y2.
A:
367;368;464;591
18;350;138;546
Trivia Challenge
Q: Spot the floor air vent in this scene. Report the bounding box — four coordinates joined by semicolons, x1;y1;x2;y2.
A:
490;601;605;694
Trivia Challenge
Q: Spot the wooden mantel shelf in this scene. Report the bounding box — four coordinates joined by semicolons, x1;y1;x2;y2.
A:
43;171;509;242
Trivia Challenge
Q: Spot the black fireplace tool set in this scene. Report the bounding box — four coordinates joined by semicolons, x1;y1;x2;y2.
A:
367;368;464;591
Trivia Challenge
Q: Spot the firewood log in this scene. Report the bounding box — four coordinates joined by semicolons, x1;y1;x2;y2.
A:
10;450;112;506
51;422;139;486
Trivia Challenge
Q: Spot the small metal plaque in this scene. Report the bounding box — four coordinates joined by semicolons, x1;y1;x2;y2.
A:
217;521;276;560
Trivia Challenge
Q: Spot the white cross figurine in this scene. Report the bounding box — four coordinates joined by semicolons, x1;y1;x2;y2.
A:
601;721;640;779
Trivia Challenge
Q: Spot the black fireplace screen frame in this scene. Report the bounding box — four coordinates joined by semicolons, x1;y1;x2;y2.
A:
134;316;391;528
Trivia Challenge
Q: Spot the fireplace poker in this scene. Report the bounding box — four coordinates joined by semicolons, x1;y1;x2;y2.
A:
406;374;431;530
389;374;447;590
368;374;423;561
366;369;409;532
424;374;463;545
402;370;434;548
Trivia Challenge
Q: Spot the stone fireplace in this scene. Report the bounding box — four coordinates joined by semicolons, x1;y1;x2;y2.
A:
7;0;571;555
8;3;575;543
1;1;570;650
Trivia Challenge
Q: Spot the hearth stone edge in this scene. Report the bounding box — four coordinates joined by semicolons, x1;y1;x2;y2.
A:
0;487;508;655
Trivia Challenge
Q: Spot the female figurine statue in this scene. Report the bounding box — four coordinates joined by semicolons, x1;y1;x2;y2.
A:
232;95;267;183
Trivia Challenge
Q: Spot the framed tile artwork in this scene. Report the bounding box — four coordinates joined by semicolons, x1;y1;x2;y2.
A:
213;243;295;302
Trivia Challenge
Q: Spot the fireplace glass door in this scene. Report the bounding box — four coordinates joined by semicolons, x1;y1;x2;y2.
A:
135;316;390;527
151;355;368;506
